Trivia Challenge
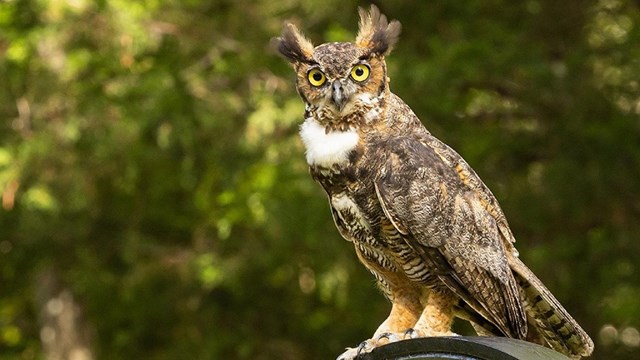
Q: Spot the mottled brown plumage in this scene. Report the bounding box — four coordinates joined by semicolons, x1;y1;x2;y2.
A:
273;5;594;360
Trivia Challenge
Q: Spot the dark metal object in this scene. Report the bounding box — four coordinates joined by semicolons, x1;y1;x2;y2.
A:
357;337;571;360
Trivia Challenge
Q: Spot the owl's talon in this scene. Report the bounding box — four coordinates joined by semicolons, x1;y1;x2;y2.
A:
378;331;403;343
335;342;371;360
355;341;368;355
404;327;459;338
336;334;392;360
404;328;418;339
337;330;419;359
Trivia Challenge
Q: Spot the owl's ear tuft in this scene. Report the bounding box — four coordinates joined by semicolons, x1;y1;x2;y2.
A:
356;5;401;56
272;22;315;64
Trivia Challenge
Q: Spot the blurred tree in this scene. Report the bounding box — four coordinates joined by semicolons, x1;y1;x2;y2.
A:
0;0;638;359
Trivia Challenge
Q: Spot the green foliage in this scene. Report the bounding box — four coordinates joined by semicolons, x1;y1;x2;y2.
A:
1;0;639;359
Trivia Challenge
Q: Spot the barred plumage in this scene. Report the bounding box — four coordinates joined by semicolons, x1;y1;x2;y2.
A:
274;5;593;360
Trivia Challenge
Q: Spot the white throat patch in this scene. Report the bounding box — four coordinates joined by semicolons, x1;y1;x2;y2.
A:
299;118;359;167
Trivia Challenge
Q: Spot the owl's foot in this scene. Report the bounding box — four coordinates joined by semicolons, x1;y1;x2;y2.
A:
335;329;459;360
336;332;402;360
336;329;458;360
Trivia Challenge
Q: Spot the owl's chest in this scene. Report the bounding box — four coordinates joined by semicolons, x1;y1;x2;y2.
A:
330;190;438;287
299;118;360;168
299;117;381;222
330;190;399;269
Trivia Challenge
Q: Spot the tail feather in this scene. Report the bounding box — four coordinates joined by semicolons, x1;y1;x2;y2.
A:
509;257;594;358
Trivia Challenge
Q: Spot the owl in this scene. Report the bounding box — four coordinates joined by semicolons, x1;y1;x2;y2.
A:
274;5;594;360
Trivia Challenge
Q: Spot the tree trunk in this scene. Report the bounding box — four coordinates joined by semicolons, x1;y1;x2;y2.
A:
35;268;95;360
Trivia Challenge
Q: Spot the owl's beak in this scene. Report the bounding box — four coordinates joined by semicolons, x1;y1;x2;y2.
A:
331;80;346;111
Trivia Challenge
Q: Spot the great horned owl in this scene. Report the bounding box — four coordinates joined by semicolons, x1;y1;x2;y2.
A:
274;5;594;360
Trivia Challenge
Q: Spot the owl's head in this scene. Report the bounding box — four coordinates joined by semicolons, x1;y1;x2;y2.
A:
274;6;401;121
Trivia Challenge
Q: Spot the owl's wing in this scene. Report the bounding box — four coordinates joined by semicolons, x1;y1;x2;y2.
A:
423;135;520;256
373;136;527;339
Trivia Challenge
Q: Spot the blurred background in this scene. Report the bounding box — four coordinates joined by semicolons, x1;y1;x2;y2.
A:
1;0;639;359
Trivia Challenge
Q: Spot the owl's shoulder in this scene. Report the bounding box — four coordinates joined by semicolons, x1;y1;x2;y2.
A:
371;92;428;137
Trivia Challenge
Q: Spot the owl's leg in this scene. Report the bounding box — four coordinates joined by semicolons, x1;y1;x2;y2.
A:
409;288;458;337
373;287;422;337
336;285;421;360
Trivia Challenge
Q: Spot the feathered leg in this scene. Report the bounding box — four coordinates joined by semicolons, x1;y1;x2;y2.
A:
411;289;458;337
336;284;422;360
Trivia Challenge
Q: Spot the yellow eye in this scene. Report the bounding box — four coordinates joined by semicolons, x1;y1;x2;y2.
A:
350;64;370;82
307;69;326;87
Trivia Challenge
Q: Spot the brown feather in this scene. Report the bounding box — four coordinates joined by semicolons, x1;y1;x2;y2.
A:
272;22;314;64
356;5;401;56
